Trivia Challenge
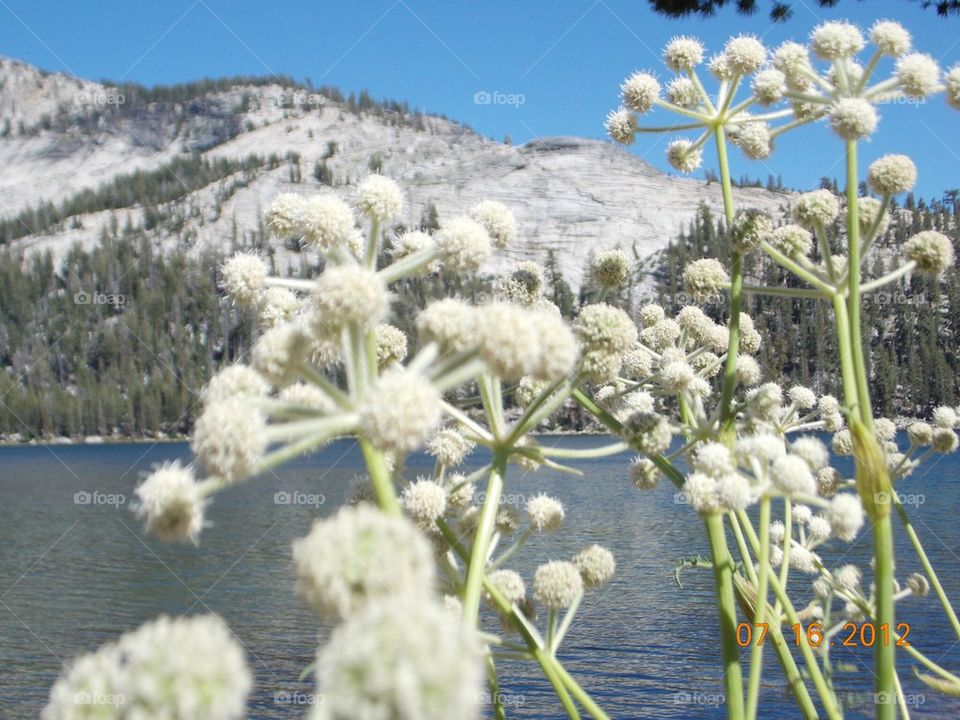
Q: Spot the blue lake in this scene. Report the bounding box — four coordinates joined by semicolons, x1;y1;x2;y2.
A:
1;435;959;718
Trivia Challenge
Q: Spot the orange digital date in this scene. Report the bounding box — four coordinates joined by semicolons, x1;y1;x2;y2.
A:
735;622;911;648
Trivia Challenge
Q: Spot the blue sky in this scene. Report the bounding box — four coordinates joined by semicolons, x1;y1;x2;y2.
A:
0;0;957;196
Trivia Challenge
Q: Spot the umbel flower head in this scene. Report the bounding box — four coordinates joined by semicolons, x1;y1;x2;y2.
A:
134;461;205;543
43;614;251;720
312;597;483;720
359;368;443;455
533;560;583;609
191;397;267;483
292;504;435;619
356;174;404;222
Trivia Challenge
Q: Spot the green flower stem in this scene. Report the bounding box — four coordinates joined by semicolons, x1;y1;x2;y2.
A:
735;283;827;300
873;516;897;720
634;122;706;133
860;262;917;293
487;655;508;720
540;652;583;719
745;498;771;720
553;662;612;720
364;219;380;269
845;141;873;430
506;378;570;445
540;442;629;459
727;513;818;720
553;592;583;652
758;242;836;295
299;365;353;409
360;438;400;515
736;509;841;720
894;499;960;640
378;245;442;283
844;140;896;720
714;123;740;430
830;295;860;417
437;519;608;720
462;448;508;627
704;512;745;719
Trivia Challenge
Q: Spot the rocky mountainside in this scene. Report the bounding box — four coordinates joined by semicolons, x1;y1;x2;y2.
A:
0;56;789;288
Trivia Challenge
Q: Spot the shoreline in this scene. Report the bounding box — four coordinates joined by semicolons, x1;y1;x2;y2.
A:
0;417;931;448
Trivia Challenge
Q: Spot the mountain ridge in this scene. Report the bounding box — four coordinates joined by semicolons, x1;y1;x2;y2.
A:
0;54;788;288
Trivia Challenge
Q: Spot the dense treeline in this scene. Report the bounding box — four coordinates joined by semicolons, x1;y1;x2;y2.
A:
1;189;957;439
652;195;960;416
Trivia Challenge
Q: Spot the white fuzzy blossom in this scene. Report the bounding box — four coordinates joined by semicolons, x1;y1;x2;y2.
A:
417;299;479;353
591;249;631;287
828;494;865;541
356;175;404;221
314;265;389;331
192;398;266;483
752;69;786;105
793;190;840;228
202;364;270;404
770;455;816;496
300;195;356;251
313;597;482;720
904;231;954;275
723;36;766;75
265;192;308;237
682;258;729;301
401;479;448;530
870;20;911;56
293;505;435;619
221;253;267;306
572;545;616;587
427;428;475;467
486;569;527;606
533;561;583;609
469;200;517;249
896;53;941;98
667;77;700;107
810;21;865;60
666;138;703;173
436;216;492;272
359;369;442;455
664;36;705;71
134;462;204;542
526;494;565;531
43;614;251;720
868;154;917;195
621;71;660;113
829;98;878;140
605;107;637;144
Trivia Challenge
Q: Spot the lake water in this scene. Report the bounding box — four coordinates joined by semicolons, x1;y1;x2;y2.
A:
2;436;960;719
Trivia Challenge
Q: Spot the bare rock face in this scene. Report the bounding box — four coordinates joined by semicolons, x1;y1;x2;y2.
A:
0;56;788;289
